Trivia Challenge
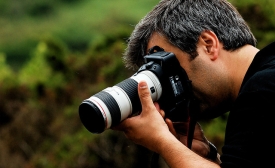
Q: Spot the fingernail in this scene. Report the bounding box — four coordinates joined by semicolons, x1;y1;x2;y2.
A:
139;82;148;89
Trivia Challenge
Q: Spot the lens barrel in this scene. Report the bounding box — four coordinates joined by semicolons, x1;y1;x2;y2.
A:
79;70;162;134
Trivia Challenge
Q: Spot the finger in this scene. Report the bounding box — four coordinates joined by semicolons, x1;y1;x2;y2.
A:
159;109;165;118
165;118;178;138
154;102;165;118
154;102;160;111
111;117;132;132
111;119;127;131
138;81;154;113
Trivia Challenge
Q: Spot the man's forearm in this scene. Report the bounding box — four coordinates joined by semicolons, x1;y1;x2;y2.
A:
157;134;220;168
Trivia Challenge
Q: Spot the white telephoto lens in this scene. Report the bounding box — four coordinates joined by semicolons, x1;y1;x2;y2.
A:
79;70;163;133
131;70;162;101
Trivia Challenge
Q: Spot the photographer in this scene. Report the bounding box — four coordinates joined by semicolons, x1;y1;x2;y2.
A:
113;0;275;167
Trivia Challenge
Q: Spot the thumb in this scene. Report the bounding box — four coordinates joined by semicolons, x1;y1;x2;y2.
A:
138;81;154;112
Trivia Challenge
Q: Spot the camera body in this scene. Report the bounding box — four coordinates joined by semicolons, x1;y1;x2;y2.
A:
78;49;194;134
138;50;193;121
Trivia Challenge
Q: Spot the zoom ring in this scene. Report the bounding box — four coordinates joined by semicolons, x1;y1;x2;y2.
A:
116;78;141;114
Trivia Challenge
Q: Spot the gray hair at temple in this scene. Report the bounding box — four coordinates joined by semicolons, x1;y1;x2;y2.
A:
123;0;257;70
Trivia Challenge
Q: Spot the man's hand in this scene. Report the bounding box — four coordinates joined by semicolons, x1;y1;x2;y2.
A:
166;120;211;158
166;120;220;163
113;81;220;164
112;80;172;152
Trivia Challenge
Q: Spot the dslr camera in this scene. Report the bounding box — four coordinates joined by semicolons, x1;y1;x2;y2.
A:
79;46;196;134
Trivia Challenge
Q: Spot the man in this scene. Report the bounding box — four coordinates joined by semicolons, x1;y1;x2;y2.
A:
114;0;275;167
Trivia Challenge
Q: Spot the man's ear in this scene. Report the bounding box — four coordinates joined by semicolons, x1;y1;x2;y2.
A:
199;30;220;61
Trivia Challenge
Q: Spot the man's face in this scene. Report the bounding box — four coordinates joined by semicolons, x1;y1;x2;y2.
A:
146;32;231;117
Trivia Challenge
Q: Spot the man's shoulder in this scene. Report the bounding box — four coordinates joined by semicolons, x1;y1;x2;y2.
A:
258;41;275;55
241;66;275;93
241;41;275;92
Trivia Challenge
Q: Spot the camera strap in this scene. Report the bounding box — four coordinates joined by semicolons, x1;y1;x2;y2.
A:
186;98;200;149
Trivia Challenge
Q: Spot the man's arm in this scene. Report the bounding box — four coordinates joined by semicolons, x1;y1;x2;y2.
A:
156;131;220;168
114;81;220;168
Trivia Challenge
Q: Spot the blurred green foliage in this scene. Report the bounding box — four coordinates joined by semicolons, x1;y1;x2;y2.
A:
231;0;275;48
0;0;274;167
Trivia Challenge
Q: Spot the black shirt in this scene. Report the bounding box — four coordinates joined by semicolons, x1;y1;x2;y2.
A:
220;42;275;168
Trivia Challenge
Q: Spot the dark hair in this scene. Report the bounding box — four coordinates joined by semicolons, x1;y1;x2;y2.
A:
123;0;257;70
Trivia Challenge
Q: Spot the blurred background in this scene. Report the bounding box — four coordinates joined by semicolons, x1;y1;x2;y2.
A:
0;0;274;167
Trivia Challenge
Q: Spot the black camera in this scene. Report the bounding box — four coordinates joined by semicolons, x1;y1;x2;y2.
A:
79;46;195;134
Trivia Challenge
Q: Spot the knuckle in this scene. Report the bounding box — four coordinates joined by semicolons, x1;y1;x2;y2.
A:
139;89;151;99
